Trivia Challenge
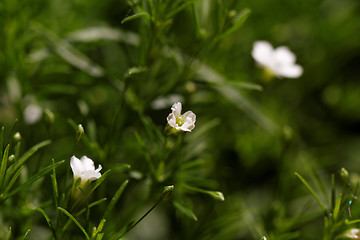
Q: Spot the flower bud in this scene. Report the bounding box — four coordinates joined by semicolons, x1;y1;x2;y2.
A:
340;168;349;182
8;154;15;163
161;185;174;199
76;124;84;142
13;132;21;142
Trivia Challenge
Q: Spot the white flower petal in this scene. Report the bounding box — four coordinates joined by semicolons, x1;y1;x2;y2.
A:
252;41;274;66
167;113;177;128
182;111;196;123
80;155;95;171
70;156;83;178
277;64;303;78
82;170;102;181
273;46;296;64
180;121;194;132
171;102;182;118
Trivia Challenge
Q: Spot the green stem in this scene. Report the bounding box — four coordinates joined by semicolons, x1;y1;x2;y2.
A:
118;198;163;239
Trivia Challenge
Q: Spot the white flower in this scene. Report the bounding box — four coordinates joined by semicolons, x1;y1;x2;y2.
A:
70;155;102;183
166;102;196;132
24;104;43;124
344;229;360;239
252;40;303;78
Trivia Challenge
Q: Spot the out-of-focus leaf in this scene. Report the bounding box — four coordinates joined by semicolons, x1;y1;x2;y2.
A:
23;229;31;239
173;201;198;221
196;64;277;133
67;26;140;46
182;184;225;201
121;12;150;24
219;8;251;40
0;145;9;192
5;140;51;186
103;180;129;220
31;23;104;77
2;160;64;201
4;227;11;240
3;166;22;194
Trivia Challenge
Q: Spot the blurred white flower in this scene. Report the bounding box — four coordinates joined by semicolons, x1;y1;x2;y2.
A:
151;94;184;110
70;155;102;183
166;102;196;133
24;104;43;124
252;40;303;78
344;228;360;239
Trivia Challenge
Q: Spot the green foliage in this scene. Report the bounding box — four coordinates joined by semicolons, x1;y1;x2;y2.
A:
1;0;360;239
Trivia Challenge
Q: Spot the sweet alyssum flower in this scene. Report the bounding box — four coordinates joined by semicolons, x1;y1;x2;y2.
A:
252;40;303;79
166;102;196;133
70;155;102;185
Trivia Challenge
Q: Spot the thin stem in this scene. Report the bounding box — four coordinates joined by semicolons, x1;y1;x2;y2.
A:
118;198;163;239
295;172;328;216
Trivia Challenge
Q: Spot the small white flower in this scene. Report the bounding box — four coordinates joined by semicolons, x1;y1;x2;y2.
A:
24;104;43;124
344;229;360;239
70;155;102;183
252;40;303;78
166;102;196;132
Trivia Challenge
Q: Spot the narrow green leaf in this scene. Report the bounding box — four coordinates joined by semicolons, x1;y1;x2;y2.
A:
3;160;64;201
0;145;10;191
219;8;251;40
63;198;107;232
58;207;90;240
166;0;198;19
294;172;328;215
35;207;56;236
121;12;150;24
3;166;23;194
331;173;335;211
0;126;4;158
8;140;51;179
332;193;342;220
23;229;31;239
72;170;110;209
91;219;106;239
196;64;277;133
51;159;59;209
346;219;360;225
103;180;129;220
91;170;110;193
230;81;263;91
95;233;104;240
182;184;225;201
31;23;104;77
173;201;198;221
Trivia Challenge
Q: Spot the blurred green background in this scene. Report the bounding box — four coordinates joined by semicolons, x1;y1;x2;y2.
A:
1;0;360;239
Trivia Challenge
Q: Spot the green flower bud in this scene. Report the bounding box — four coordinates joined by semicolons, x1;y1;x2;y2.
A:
340;168;349;182
13;132;21;142
161;185;174;199
76;124;84;142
